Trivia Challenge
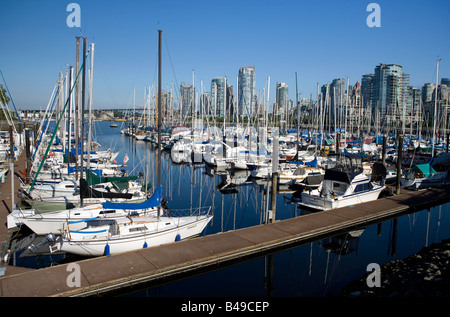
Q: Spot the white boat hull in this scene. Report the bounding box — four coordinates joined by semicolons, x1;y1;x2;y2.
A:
300;185;385;211
58;215;212;256
401;171;447;189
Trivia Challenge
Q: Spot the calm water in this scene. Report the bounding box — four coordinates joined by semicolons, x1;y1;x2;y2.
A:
10;121;450;297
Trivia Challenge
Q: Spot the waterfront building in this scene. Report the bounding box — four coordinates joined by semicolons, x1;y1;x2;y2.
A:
330;78;346;115
211;77;227;118
200;92;210;117
226;85;234;117
405;86;422;128
361;74;374;110
238;66;255;116
441;78;450;87
349;81;362;127
180;82;195;117
275;82;289;122
422;83;435;104
435;84;449;102
371;63;409;126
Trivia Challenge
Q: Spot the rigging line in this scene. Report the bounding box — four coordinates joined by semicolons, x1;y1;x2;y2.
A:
32;82;60;161
163;37;180;101
0;69;23;130
29;53;87;192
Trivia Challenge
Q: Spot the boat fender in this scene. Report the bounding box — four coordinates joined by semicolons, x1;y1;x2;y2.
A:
175;234;181;242
143;241;148;248
104;243;111;257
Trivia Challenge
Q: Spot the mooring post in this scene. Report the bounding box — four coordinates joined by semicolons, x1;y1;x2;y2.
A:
269;128;279;223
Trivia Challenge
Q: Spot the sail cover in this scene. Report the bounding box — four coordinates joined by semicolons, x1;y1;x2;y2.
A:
86;169;138;186
102;186;161;210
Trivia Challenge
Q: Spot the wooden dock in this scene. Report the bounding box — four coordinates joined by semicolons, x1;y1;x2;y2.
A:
0;152;449;297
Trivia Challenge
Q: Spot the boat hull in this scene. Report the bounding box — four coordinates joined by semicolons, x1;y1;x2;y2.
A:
300;185;385;211
58;215;213;256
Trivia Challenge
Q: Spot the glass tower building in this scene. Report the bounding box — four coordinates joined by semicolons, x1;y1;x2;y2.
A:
238;66;255;116
276;82;289;121
180;82;194;117
211;77;227;118
371;64;409;125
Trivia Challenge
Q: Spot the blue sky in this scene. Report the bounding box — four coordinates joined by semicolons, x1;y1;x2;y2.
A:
1;0;449;109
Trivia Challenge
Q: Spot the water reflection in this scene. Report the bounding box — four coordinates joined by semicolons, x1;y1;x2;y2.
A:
124;203;450;297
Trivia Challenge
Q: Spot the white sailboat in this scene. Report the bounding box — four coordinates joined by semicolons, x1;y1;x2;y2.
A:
52;207;212;256
8;185;162;234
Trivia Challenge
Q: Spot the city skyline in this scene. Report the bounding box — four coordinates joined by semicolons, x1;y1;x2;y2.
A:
1;0;449;110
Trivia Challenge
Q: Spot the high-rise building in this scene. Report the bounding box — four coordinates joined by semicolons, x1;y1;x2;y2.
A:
200;92;210;117
351;81;361;110
441;78;450;87
211;77;227;118
406;86;422;126
361;74;374;110
238;66;255;116
226;85;234;117
180;82;194;117
330;78;346;110
371;63;409;124
435;84;449;102
422;83;435;103
275;82;289;121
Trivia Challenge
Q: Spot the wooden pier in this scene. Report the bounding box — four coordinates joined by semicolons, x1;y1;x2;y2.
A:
0;152;449;297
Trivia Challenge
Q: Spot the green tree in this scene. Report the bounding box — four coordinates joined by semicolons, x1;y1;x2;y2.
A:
0;85;10;105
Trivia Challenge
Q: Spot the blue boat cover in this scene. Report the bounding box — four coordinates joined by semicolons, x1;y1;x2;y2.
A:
102;186;161;210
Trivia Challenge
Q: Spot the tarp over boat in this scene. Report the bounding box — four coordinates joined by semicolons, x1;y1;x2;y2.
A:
411;163;437;178
86;169;138;186
80;179;133;199
102;186;161;210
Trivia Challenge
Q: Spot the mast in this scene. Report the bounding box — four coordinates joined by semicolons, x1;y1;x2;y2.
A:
432;59;440;158
295;72;299;156
67;66;73;171
87;42;95;170
80;37;87;207
157;30;162;188
75;36;80;180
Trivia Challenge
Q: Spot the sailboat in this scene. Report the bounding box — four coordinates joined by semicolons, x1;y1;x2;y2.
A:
8;184;161;234
401;162;447;189
53;206;212;256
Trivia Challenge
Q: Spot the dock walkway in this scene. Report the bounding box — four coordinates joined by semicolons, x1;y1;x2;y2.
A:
0;160;449;297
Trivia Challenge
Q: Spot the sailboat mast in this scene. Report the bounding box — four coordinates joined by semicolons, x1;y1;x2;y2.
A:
157;30;162;188
80;36;87;207
87;42;95;170
295;72;299;155
432;59;440;158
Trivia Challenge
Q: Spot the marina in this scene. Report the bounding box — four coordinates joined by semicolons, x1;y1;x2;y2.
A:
0;120;449;297
1;4;450;298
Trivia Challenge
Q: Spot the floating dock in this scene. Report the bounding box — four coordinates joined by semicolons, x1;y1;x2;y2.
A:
0;152;450;297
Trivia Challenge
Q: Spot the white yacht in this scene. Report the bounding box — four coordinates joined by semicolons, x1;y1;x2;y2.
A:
300;154;385;211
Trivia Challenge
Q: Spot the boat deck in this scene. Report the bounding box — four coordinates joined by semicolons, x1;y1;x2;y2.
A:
0;151;450;296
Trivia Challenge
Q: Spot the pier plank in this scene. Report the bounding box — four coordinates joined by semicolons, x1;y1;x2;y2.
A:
137;239;213;269
78;251;158;286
